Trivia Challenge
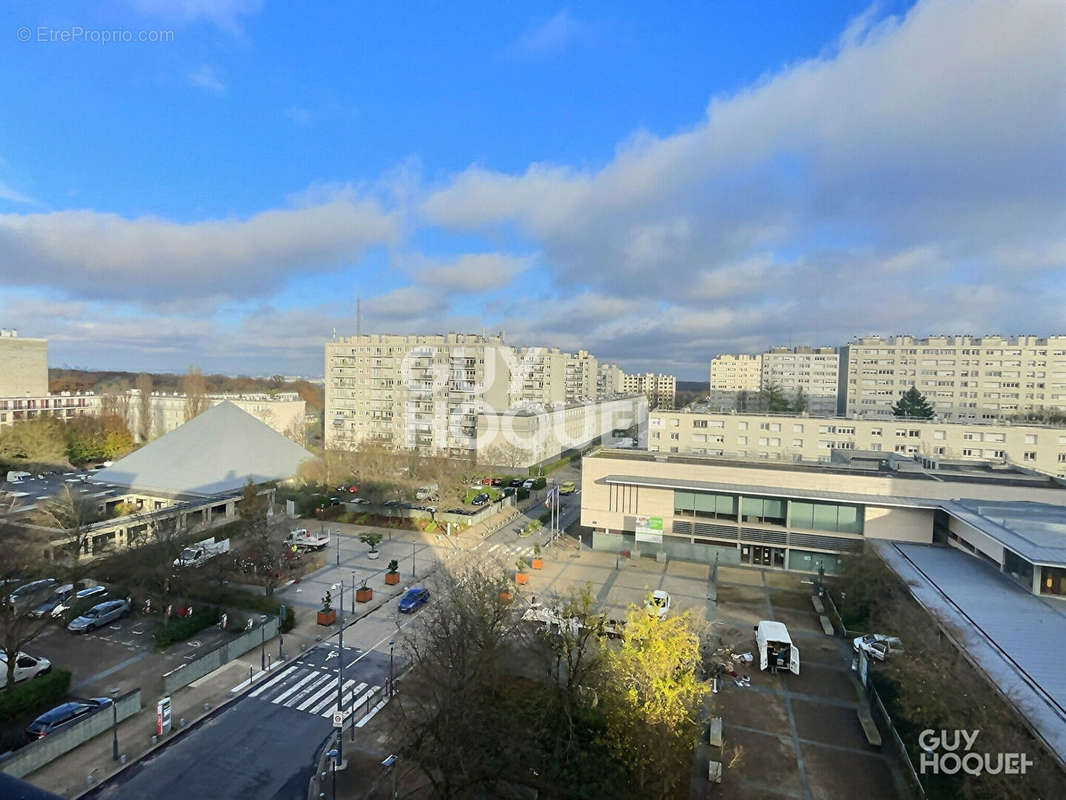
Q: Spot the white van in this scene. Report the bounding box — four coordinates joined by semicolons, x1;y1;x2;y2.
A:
5;471;32;483
754;620;800;675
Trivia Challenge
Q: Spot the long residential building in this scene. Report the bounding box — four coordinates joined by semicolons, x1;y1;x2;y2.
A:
709;353;762;393
840;334;1066;420
648;409;1066;479
620;372;676;410
0;330;48;397
760;346;840;414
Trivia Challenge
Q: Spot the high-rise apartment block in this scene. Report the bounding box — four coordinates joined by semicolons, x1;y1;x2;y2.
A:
709;353;762;393
564;350;598;403
760;347;840;415
0;330;48;397
621;372;676;410
840;335;1066;420
597;363;624;396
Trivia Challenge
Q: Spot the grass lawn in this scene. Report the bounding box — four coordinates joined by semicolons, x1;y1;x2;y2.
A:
463;486;503;505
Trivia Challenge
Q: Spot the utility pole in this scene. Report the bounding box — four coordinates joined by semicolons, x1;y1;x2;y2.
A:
411;540;416;578
336;581;344;766
336;529;340;567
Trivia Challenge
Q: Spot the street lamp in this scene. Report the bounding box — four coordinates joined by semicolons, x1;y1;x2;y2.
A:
411;541;416;578
110;686;120;761
382;755;398;800
334;582;344;766
327;748;339;800
351;571;356;614
388;640;395;697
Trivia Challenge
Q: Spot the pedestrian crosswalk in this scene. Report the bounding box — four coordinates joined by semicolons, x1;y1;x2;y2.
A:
485;542;537;558
248;661;385;722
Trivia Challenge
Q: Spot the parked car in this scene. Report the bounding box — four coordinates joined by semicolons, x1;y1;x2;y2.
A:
67;599;130;632
26;698;112;740
51;585;108;619
645;590;671;618
480;477;493;486
559;481;576;495
30;583;76;619
852;634;904;662
509;479;524;488
398;587;430;613
490;478;503;487
502;487;516;497
352;497;371;505
9;578;58;608
0;651;51;689
471;493;490;506
522;479;535;489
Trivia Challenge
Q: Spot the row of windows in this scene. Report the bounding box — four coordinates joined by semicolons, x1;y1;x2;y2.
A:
673;491;863;534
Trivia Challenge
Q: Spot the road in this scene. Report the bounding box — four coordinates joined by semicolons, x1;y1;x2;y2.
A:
81;467;584;800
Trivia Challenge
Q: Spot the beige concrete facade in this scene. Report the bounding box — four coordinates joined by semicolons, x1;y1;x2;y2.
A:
597;363;624;396
0;393;100;428
476;395;648;468
620;372;676;410
840;334;1066;420
579;448;1066;583
648;409;1066;479
0;332;48;397
709;353;762;392
564;350;598;403
126;392;305;443
760;346;840;415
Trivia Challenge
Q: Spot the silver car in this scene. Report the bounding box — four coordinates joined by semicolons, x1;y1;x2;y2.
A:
67;599;129;633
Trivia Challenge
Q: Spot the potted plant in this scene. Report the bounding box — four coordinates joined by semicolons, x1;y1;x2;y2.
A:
317;591;335;626
497;575;513;602
360;532;383;560
515;557;530;585
384;559;400;585
356;579;373;604
531;544;543;570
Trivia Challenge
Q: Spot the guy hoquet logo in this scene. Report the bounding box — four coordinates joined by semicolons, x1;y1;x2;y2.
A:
918;729;1032;776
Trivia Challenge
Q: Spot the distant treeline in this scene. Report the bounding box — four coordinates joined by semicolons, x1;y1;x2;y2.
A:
48;369;324;412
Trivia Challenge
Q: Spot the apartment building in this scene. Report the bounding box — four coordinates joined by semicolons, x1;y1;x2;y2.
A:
325;333;512;457
709;353;762;393
564;350;598;403
126;392;306;443
840;335;1066;420
511;347;567;406
760;347;840;415
0;330;49;397
597;363;624;397
477;395;647;468
0;392;100;428
648;409;1066;479
621;372;677;410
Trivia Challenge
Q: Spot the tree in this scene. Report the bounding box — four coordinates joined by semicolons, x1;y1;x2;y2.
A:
239;480;284;597
64;415;133;464
0;520;53;692
759;382;791;413
892;385;935;419
479;439;532;470
600;603;709;796
791;387;808;413
135;372;154;442
181;365;210;422
0;417;67;464
34;484;105;595
100;390;132;431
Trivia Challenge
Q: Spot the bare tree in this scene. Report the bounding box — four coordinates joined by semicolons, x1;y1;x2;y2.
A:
100;390;132;432
479;439;532;470
0;521;53;692
181;365;210;422
135;373;154;442
34;484;105;594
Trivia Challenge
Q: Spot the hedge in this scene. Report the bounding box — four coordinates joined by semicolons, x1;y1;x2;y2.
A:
154;606;219;650
186;587;296;633
0;668;72;722
532;477;547;490
517;488;530;501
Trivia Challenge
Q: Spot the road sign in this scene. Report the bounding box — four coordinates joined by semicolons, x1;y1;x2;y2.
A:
333;710;344;728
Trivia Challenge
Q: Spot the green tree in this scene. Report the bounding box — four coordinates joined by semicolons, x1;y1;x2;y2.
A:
0;417;67;464
892;385;935;419
791;387;808;413
760;382;791;413
601;604;709;797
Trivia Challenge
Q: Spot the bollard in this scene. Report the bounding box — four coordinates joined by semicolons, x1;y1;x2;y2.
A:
120;753;127;765
152;735;158;745
179;717;186;728
203;702;210;711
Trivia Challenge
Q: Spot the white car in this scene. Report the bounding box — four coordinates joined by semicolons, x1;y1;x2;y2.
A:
0;651;52;688
522;479;535;489
852;633;903;662
646;590;671;618
51;585;108;619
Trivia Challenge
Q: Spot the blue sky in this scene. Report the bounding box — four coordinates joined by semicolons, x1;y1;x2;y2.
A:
1;0;1063;378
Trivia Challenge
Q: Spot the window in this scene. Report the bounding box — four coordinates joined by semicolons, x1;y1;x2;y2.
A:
1024;434;1037;444
793;424;804;433
675;491;737;521
737;436;747;445
789;500;863;534
693;419;708;428
741;496;787;526
791;439;803;447
670;433;679;440
737;422;748;430
1024;452;1036;461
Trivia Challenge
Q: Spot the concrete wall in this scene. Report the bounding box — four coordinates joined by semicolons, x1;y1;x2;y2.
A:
1;689;141;778
948;517;1005;565
863;505;934;543
0;336;48;397
163;618;279;694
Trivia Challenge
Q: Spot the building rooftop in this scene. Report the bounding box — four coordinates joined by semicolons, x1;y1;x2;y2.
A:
92;401;311;498
947;499;1066;566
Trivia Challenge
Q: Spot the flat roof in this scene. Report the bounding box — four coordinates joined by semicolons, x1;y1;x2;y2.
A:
877;542;1066;768
946;500;1066;566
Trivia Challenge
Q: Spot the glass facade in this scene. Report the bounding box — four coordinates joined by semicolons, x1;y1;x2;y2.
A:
741;497;787;526
674;491;737;521
788;549;845;574
789;500;863;534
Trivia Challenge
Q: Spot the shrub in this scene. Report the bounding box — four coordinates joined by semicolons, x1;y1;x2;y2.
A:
538;511;551;525
153;606;219;650
281;605;295;633
517;488;530;501
0;669;72;722
532;477;547;490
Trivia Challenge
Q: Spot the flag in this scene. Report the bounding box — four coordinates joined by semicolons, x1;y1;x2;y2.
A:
545;487;557;508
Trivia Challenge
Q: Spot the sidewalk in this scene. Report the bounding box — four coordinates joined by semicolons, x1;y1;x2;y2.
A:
22;507;522;799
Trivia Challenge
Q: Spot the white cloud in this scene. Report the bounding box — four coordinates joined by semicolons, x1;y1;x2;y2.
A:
408;252;532;292
514;10;583;57
0;181;37;206
188;64;226;94
0;191;400;306
128;0;264;33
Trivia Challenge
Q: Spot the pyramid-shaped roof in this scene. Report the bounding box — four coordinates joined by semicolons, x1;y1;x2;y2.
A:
93;401;311;498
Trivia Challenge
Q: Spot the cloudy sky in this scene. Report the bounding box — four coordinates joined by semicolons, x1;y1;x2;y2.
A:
1;0;1063;379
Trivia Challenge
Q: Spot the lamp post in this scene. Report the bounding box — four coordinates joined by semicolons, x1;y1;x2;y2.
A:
351;571;356;614
335;582;344;766
411;541;416;578
110;687;120;761
388;640;395;697
382;755;398;800
327;748;339;800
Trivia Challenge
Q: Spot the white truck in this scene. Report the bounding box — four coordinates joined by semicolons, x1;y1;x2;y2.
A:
285;528;331;552
754;620;800;675
173;538;231;568
415;483;439;501
5;471;32;483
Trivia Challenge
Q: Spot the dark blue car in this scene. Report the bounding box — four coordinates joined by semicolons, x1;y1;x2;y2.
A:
398;587;429;613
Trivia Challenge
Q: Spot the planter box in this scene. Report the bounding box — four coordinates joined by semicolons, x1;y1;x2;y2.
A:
356;587;373;603
515;572;530;585
317;609;336;626
367;550;381;560
499;591;513;602
384;572;400;585
531;558;543;570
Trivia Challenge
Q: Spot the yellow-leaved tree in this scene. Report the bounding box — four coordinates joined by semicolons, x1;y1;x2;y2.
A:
601;603;709;797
